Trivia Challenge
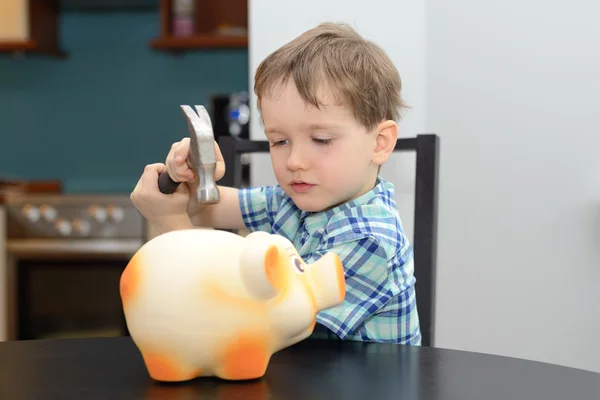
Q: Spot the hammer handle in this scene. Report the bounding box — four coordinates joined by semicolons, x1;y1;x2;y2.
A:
158;172;181;194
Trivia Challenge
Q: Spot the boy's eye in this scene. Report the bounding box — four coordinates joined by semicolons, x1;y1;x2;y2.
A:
271;139;288;147
313;138;332;145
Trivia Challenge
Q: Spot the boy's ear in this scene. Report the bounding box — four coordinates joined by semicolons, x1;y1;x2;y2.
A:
371;120;398;165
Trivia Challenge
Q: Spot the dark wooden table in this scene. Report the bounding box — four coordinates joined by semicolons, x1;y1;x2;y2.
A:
0;336;598;399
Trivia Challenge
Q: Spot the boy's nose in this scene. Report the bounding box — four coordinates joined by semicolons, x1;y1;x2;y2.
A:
287;146;309;171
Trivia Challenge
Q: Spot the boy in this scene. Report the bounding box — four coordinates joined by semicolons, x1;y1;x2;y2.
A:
131;22;421;345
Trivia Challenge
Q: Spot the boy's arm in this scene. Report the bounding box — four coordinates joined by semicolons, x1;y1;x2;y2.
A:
304;235;392;339
303;221;415;342
187;185;246;230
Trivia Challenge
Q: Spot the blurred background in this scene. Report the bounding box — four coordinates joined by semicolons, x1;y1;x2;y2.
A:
1;0;599;376
0;0;249;193
0;0;252;352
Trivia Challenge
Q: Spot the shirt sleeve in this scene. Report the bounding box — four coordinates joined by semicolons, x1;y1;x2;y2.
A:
238;185;281;233
303;232;393;340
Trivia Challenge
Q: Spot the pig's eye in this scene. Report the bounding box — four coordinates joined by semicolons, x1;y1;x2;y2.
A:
293;257;304;273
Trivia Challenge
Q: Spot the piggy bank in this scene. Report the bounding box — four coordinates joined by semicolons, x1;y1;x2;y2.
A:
120;228;346;382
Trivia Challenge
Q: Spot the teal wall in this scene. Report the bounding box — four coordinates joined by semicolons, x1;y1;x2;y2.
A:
0;11;249;193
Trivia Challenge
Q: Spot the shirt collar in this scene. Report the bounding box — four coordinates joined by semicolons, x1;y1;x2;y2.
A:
298;176;391;232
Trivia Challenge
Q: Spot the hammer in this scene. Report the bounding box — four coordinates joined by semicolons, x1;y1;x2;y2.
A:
157;105;220;204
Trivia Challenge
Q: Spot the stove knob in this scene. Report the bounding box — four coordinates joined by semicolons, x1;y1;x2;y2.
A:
72;218;91;236
107;205;125;222
88;205;107;223
21;204;40;222
40;204;57;222
54;218;72;236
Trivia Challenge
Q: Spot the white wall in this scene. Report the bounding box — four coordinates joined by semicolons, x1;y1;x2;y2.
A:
428;0;600;373
249;0;600;372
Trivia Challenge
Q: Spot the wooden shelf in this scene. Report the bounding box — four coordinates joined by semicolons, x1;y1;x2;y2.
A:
0;40;36;51
151;0;248;52
0;40;66;58
150;33;247;50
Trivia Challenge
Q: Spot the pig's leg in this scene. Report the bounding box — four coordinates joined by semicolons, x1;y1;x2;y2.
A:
213;334;271;380
141;350;204;382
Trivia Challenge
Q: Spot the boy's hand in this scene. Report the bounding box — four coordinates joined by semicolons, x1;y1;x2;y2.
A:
130;163;193;233
165;138;226;184
130;138;227;234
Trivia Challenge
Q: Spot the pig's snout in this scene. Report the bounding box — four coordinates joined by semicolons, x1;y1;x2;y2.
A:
307;252;346;311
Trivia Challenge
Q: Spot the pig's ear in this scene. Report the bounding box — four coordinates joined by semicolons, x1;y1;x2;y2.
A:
239;239;285;300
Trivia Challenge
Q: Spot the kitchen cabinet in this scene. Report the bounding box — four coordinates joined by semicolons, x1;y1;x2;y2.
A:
0;0;65;58
150;0;248;51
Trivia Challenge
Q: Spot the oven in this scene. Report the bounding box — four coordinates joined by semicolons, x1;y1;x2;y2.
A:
0;194;145;341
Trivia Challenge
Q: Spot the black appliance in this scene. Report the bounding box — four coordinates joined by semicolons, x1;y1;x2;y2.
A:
210;91;251;186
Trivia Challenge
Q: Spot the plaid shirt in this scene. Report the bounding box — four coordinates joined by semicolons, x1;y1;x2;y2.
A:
238;177;421;345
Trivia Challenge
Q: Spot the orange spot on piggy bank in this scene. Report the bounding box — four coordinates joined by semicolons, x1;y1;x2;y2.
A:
120;229;346;382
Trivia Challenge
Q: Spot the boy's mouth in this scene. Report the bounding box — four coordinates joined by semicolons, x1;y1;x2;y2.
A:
290;181;315;193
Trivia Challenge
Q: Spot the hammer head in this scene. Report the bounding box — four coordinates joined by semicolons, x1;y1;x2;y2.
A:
180;105;220;204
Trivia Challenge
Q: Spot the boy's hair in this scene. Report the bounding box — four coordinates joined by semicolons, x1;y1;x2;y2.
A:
254;22;407;131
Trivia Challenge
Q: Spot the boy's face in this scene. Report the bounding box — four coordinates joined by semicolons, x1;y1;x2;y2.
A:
260;79;389;213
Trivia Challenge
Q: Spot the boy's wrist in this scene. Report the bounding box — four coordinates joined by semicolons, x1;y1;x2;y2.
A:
151;213;194;235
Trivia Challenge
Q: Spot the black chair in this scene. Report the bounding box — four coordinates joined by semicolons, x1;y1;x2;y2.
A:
217;134;440;347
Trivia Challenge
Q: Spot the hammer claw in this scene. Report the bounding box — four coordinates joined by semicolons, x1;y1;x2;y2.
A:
179;105;220;204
